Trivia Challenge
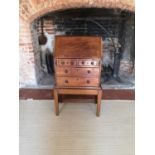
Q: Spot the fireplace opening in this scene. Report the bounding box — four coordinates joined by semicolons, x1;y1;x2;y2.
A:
31;8;135;89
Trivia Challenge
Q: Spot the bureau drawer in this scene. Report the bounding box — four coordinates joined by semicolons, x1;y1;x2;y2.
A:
56;59;77;66
78;59;100;67
55;67;100;77
56;77;99;87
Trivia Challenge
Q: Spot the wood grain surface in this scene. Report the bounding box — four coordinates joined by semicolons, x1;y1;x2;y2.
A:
54;36;102;58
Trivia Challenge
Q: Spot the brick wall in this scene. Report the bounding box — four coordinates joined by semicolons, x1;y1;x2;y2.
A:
19;17;37;86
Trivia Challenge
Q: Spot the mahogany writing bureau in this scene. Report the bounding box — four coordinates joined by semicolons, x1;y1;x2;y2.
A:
53;36;102;116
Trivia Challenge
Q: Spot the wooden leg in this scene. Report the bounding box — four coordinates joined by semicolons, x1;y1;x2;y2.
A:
54;89;59;116
96;90;102;117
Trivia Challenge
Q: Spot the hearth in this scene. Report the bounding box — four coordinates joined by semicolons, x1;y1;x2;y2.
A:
30;8;135;89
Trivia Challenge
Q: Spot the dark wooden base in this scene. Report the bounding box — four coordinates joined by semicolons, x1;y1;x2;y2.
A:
19;88;135;100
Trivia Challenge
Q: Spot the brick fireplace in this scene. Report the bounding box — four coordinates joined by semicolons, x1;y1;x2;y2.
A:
19;0;135;90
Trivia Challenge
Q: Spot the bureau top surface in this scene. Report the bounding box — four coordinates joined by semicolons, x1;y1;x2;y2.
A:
54;36;102;58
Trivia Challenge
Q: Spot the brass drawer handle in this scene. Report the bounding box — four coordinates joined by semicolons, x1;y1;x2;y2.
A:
61;61;65;65
82;61;85;64
65;80;68;83
86;80;90;84
87;70;91;74
91;61;94;65
65;69;68;73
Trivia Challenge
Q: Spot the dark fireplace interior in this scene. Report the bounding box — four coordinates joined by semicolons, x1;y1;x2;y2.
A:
31;8;135;89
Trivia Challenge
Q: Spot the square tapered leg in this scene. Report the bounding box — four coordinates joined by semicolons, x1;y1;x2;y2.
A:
96;90;102;117
54;89;59;116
